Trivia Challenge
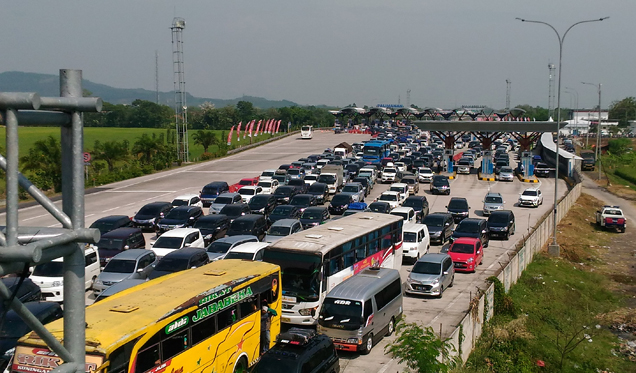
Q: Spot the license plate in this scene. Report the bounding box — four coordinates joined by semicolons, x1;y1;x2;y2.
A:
334;344;345;349
281;317;291;323
454;263;462;268
282;295;297;303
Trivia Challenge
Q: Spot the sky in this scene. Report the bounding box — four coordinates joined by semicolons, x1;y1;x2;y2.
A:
0;1;632;110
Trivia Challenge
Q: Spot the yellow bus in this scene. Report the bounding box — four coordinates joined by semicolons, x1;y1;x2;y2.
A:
11;259;281;373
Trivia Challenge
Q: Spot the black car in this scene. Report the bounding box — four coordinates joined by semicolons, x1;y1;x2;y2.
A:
289;194;318;212
95;227;146;268
273;185;299;204
402;196;429;222
307;182;329;205
423;213;454;245
252;328;339;373
451;218;489;247
487;210;516;240
300;207;331;229
534;162;551;177
329;193;355;215
132;202;173;231
430;175;450;195
193;214;230;245
287;178;309;194
227;215;269;241
147;248;210;280
155;206;204;234
446;197;470;223
0;302;63;370
268;205;301;224
367;201;392;214
0;278;42;310
90;215;132;236
219;203;251;221
249;194;278;215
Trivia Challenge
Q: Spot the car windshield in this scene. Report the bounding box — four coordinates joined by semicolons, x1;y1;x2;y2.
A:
287;169;301;176
239;179;253;185
522;190;538;196
32;261;64;277
90;221;118;233
404;232;418;242
489;214;511;224
291;196;311;206
220;205;245;216
318;175;336;184
268;226;291;236
412;261;441;275
456;221;480;233
391;212;409;221
390;186;404;193
272;206;294;215
97;238;124;250
301;209;324;219
194;218;222;229
485;196;503;203
450;243;475;254
403;199;423;209
458;160;470;165
206;241;232;254
331;195;351;204
138;205;161;215
433;178;448;186
155;257;190;272
379;194;397;202
257;181;272;188
165;209;191;220
214;197;234;204
239;188;256;195
103;259;136;274
262;250;321;302
500;167;513;173
224;252;254;260
384;168;397;174
605;209;622;215
171;199;188;207
249;197;269;208
305;175;318;181
342;185;358;193
369;203;388;212
319;298;363;331
403;178;415;184
153;236;183;249
448;199;468;209
261;171;274;177
423;216;444;227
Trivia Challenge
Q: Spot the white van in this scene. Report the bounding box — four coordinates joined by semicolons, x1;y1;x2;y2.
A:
402;223;430;263
223;242;270;261
30;246;101;302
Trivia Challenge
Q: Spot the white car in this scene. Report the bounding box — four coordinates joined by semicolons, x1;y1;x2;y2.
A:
377;191;401;209
259;169;276;182
150;228;205;258
518;188;544;208
224;242;270;261
394;162;406;173
171;194;203;208
381;168;399;183
418;167;434;183
258;179;279;194
388;183;409;204
390;206;416;223
303;174;319;186
402;223;430;263
359;167;377;183
238;186;263;203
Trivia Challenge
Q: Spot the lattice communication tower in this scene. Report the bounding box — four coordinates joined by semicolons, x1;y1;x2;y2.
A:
171;17;188;162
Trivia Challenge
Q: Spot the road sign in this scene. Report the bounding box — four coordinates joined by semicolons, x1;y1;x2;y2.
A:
83;152;91;162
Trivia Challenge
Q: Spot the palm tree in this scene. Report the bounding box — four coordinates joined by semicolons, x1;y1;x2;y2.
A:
20;136;62;192
192;130;218;153
132;133;164;165
93;140;130;172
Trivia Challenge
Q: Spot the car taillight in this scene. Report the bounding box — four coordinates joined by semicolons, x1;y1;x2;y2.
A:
605;217;613;224
617;218;625;224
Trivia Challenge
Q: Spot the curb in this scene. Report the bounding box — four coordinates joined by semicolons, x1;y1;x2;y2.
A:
517;174;539;183
477;172;495;181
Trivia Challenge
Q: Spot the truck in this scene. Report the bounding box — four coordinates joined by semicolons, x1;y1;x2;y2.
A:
580;150;596;171
333;142;353;158
595;205;626;233
318;164;344;194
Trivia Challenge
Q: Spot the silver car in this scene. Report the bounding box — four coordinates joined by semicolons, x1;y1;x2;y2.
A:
482;192;505;216
92;249;157;294
406;253;454;298
498;166;515;182
208;192;242;214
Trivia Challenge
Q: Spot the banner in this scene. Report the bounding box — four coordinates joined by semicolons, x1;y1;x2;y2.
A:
275;120;281;133
255;120;262;137
248;120;254;137
227;126;234;145
236;122;242;141
267;119;272;134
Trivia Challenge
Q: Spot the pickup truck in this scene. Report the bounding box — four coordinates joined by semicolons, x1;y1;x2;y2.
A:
595;205;626;233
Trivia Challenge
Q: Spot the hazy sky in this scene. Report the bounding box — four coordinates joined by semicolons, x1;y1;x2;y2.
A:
1;1;631;110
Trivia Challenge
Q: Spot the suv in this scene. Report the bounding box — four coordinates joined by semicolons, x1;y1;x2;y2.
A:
205;235;259;261
341;182;365;202
171;194;203;208
92;249;158;293
132;202;173;231
199;181;230;207
518;188;543;208
446;197;470;223
249;194;278;215
482;192;505;216
150;228;205;258
192;214;230;246
406;253;454;298
430;175;450;195
93;227;146;268
89;215;132;236
155;205;204;234
487;210;516;240
307;182;329;205
209;192;243;214
253;328;340;373
147;248;209;280
227;214;268;241
402;196;429;223
450;218;489;247
423;213;454;245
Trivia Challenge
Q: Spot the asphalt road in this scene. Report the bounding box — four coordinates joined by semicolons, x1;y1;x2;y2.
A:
2;130;568;372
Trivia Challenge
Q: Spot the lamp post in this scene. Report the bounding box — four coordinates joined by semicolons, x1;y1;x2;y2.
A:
516;16;609;255
565;87;580;143
582;82;603;180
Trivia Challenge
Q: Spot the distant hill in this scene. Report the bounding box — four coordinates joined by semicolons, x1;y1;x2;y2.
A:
0;71;299;109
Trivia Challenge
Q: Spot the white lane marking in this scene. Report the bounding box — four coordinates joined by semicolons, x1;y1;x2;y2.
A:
377;359;395;373
183;171;263;173
102;207;120;213
85;214;94;218
21;214;49;222
104;190;176;193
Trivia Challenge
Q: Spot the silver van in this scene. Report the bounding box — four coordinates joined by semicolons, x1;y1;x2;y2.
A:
317;268;403;354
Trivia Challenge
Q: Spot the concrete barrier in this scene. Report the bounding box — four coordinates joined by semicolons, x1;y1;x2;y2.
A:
226;131;300;155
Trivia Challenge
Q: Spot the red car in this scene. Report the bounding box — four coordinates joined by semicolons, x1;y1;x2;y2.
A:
448;237;483;273
229;177;259;193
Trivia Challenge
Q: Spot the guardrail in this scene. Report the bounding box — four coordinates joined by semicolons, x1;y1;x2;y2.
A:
226;131;300;155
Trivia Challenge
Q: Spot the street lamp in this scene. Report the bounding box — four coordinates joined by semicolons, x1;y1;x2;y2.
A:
516;16;609;255
565;87;581;144
582;82;603;180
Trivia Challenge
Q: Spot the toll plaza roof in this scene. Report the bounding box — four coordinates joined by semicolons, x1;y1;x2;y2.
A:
413;120;567;133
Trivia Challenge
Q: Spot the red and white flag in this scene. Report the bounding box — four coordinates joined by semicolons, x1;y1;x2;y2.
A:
276;119;281;133
268;119;273;134
227;126;234;145
248;120;254;137
236;122;242;141
255;120;262;136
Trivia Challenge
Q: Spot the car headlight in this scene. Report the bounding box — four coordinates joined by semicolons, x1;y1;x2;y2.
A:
52;280;63;287
431;231;441;236
431;278;439;285
4;347;15;357
467;257;474;263
299;307;318;316
348;338;361;344
259;208;265;213
94;279;103;286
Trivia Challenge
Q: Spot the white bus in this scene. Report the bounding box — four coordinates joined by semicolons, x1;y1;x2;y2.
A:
301;125;313;139
262;212;404;326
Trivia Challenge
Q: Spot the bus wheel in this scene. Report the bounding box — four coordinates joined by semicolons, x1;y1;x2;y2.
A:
387;317;395;336
233;357;248;373
361;334;373;355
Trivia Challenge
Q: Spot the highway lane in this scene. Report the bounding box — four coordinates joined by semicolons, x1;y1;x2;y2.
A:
3;131;568;372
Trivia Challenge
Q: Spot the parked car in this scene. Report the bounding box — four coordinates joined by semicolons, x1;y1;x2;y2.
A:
199;181;230;207
209;192;243;214
257;179;279;195
0;278;41;309
367;201;392;214
229;177;260;193
402;223;430;263
423;213;454;245
402;195;429;222
89;215;132;236
219;203;251;222
155;206;204;234
150;228;205;258
482;192;505;216
223;242;270;261
259;169;277;182
448;237;484;273
487;210;516;240
287;178;309;194
238;186;263;203
204;235;259;261
376;191;401;209
300;206;331;229
401;175;419;194
388;183;409;203
132;202;173;231
268;205;302;224
289;194;318;212
273;185;299;204
192;214;230;246
390;207;416;223
93;279;145;303
329;193;355;215
93;227;146;268
518;187;543;208
430;175;451;195
341;182;365;202
446;197;470;223
307;182;329;204
226;214;268;241
450;218;489;248
264;219;304;243
405;253;454;298
147;248;209;280
171;194;203;208
248;194;278;216
92;249;158;293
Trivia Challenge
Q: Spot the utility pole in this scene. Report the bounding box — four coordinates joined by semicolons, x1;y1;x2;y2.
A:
505;79;511;111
